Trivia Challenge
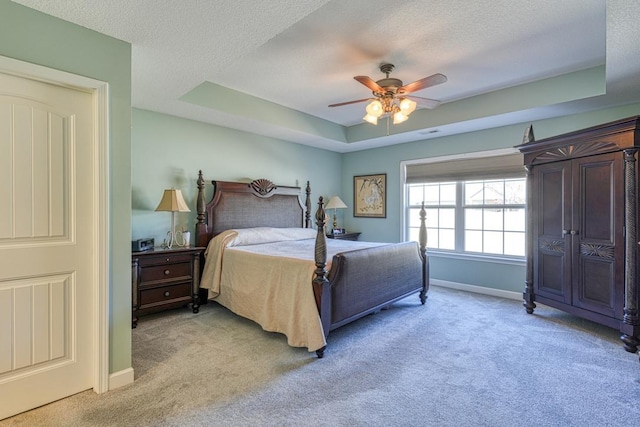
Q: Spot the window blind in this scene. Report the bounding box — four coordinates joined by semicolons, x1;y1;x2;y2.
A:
405;153;525;183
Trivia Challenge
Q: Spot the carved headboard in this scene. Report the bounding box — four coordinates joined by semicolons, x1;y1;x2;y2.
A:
195;171;312;248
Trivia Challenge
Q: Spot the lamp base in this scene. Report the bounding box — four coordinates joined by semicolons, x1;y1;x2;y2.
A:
166;230;177;249
166;229;190;249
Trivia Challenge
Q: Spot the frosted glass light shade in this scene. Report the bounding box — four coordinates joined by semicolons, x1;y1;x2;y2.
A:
363;113;378;125
399;98;417;115
393;111;408;124
366;99;384;117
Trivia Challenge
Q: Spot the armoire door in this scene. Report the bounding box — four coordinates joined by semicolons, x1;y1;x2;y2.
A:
533;160;572;304
571;152;624;318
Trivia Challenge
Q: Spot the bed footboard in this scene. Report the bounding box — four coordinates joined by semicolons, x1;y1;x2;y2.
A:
328;241;427;330
313;199;428;357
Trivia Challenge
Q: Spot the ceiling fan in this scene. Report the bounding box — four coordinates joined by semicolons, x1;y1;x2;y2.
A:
329;63;447;125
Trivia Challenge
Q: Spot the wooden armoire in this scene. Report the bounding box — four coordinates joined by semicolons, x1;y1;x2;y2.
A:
516;116;640;359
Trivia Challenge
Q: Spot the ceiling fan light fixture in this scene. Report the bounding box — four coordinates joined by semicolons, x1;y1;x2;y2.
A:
399;97;417;115
365;99;384;117
363;113;378;125
393;111;409;124
330;63;446;128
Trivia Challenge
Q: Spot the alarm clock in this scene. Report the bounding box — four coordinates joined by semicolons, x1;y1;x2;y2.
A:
132;238;154;252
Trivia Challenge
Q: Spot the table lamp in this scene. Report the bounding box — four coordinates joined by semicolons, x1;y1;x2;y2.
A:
325;196;347;232
155;188;191;248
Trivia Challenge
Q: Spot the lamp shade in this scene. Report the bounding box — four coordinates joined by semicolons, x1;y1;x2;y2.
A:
325;196;347;210
155;189;191;212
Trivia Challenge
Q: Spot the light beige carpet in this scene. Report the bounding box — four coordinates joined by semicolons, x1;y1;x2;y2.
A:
3;286;640;426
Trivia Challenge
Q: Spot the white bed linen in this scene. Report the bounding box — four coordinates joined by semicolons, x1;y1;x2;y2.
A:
200;227;382;352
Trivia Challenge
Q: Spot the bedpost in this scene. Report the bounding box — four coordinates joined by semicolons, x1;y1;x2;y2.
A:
196;170;208;248
419;201;429;304
305;181;312;228
313;196;330;358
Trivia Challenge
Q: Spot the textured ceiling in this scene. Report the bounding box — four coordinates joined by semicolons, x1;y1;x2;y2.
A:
11;0;640;152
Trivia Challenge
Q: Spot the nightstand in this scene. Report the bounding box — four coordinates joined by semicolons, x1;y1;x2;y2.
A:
131;246;205;328
326;232;361;241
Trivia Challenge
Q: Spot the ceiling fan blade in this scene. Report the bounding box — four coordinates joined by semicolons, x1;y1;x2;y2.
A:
354;76;383;92
400;73;447;94
406;95;441;109
328;98;373;107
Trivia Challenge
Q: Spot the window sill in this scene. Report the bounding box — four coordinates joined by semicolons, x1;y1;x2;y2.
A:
426;250;525;266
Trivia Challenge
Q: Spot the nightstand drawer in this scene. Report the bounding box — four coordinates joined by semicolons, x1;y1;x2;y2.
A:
140;262;192;283
139;282;191;307
137;252;193;266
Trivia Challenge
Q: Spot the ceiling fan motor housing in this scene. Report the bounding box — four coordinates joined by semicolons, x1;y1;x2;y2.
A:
374;78;403;95
376;63;403;94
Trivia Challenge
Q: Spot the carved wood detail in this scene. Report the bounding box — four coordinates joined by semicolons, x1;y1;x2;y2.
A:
196;170;208;248
250;178;276;196
419;202;428;304
623;148;640;355
580;243;615;259
312;196;329;358
305;181;312;228
539;238;565;254
534;141;619;163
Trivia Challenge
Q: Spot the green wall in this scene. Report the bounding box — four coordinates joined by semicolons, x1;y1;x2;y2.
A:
131;109;343;245
0;1;132;373
5;0;640;376
342;103;640;292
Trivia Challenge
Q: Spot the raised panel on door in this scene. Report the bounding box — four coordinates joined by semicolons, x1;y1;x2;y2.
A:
533;160;571;303
571;153;623;318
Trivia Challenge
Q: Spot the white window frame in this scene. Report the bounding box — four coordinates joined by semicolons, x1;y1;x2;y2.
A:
400;148;526;266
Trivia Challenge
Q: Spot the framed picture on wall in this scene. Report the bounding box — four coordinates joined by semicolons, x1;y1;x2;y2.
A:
353;173;386;218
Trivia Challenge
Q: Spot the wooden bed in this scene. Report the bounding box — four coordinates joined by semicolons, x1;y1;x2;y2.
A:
195;171;429;357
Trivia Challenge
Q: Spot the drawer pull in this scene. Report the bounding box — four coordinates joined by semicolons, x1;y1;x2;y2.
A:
164;269;170;275
166;258;170;262
164;291;170;297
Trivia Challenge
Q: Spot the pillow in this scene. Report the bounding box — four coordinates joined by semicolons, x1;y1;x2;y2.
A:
227;227;316;247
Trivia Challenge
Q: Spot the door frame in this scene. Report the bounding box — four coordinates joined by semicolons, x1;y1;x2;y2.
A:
0;55;110;393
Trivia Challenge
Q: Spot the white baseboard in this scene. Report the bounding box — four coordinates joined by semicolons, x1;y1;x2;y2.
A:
431;279;522;301
109;367;134;390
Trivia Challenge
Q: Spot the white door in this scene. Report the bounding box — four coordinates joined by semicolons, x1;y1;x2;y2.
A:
0;71;95;419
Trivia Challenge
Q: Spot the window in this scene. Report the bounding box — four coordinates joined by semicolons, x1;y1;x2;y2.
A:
404;151;526;258
407;178;526;257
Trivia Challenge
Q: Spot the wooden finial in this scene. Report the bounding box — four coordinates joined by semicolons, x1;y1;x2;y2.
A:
522;125;535;144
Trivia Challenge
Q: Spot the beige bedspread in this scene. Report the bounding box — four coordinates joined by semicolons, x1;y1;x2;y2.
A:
200;227;382;352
